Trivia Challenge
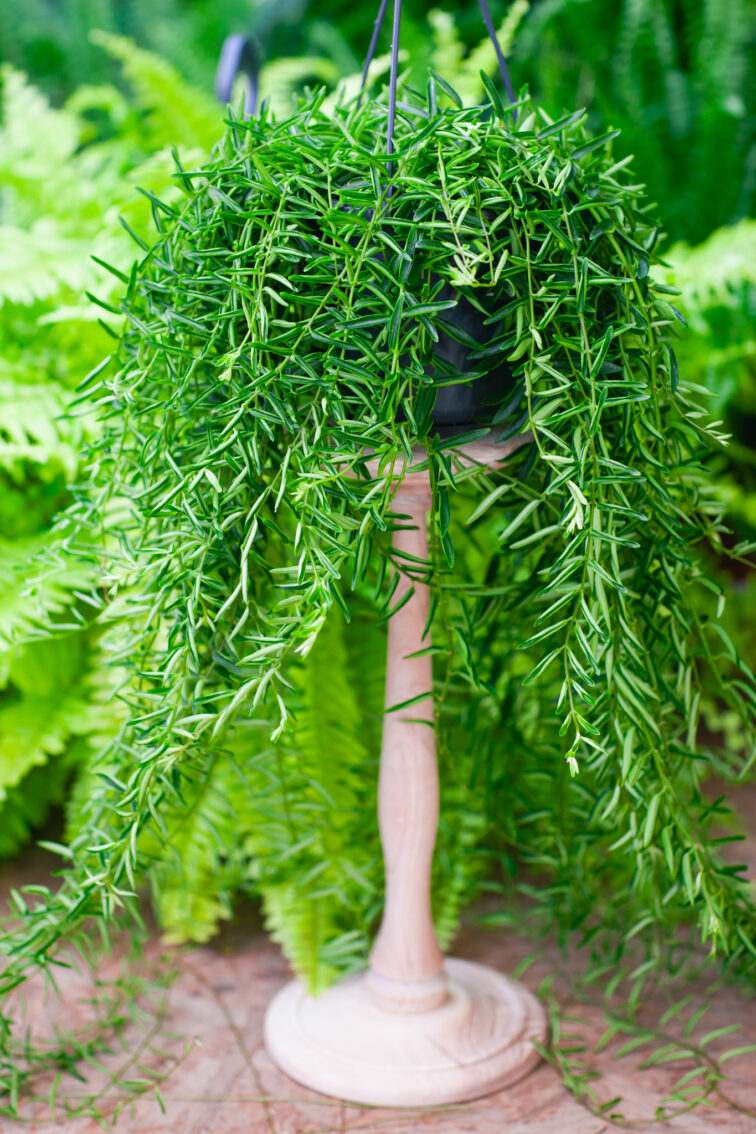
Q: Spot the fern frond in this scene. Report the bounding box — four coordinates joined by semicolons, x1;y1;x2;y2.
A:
0;757;71;859
238;612;381;992
663;219;756;305
0;66;81;183
434;784;487;948
0;377;83;478
0;538;95;650
0;223;97;308
0;631;122;858
0;635;111;803
0;53;219;877
141;755;244;944
428;1;529;107
90;31;223;152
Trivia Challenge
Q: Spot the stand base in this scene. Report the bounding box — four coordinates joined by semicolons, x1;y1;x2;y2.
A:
263;957;546;1107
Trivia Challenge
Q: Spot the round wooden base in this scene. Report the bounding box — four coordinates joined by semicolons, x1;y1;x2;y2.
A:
264;957;546;1107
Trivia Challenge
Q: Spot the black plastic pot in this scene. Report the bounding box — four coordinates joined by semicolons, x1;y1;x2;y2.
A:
428;288;512;427
312;208;514;431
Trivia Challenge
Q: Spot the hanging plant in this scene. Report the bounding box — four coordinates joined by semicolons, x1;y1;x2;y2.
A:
2;63;756;1112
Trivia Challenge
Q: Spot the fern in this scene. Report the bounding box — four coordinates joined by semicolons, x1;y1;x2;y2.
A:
0;67;81;191
249;612;380;992
512;0;756;243
0;223;96;307
0;760;71;860
664;220;756;312
138;756;245;944
0;52;214;864
658;220;756;531
0;638;99;800
0;538;94;650
0;635;115;859
428;1;529;107
0;379;82;477
89;30;224;152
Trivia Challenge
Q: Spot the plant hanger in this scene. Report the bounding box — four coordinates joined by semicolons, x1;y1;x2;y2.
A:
215;32;261;116
217;0;518;145
361;0;518;166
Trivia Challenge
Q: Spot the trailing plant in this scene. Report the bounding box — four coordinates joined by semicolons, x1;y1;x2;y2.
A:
0;33;489;952
2;74;756;1116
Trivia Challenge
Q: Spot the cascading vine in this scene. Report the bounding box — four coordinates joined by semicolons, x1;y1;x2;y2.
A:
1;80;755;1107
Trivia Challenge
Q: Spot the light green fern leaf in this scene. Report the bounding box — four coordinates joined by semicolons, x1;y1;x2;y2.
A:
0;635;111;804
258;611;385;992
661;219;756;306
90;31;224;153
0;378;83;478
142;755;244;944
429;1;530;107
0;66;81;188
0;538;95;650
0;223;96;308
0;757;72;859
0;632;123;859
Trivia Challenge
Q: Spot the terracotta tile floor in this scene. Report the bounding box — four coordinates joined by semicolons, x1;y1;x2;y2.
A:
2;786;756;1134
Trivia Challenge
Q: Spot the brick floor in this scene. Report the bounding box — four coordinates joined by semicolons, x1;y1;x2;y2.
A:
1;785;755;1133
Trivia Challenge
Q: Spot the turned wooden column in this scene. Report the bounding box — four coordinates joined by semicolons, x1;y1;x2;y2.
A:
366;475;447;1014
264;433;546;1109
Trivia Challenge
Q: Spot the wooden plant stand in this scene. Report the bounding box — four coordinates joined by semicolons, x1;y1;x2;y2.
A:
264;434;546;1107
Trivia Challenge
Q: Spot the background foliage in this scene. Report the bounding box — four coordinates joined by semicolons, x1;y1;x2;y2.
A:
2;0;754;245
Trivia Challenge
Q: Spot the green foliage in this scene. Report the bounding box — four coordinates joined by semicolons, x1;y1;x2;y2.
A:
258;56;342;120
427;1;529;107
662;221;756;416
88;30;223;152
0;0;271;102
2;81;755;1112
0;2;753;1120
0;635;111;821
4;0;752;250
513;0;756;245
659;221;756;538
0;45;221;861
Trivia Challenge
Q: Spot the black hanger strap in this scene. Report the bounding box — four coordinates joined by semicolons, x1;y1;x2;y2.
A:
216;34;261;118
359;0;518;172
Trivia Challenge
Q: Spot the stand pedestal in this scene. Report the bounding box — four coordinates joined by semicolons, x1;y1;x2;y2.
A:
264;435;545;1107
